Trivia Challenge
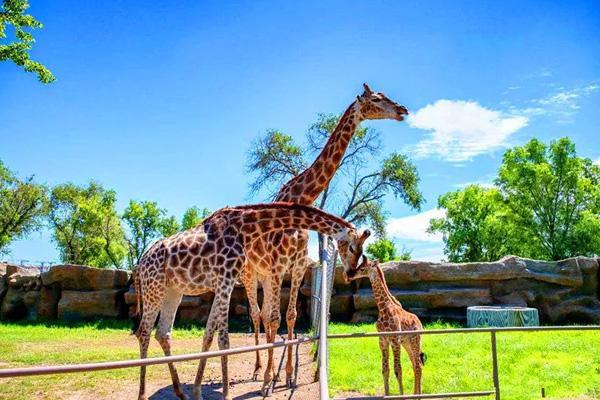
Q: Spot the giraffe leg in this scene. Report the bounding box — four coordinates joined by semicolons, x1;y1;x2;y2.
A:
285;254;306;388
242;266;263;380
268;273;283;383
404;336;423;394
155;288;185;400
379;337;390;396
193;285;234;400
391;339;403;395
136;305;161;400
284;234;308;389
260;275;275;396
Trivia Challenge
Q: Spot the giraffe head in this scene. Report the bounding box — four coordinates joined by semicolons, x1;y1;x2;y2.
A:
355;83;408;121
335;228;371;283
347;258;378;281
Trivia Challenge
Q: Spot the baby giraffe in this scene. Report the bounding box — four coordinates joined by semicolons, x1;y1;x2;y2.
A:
349;259;425;395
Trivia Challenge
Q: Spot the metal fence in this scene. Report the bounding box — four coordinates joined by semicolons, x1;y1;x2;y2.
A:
0;247;599;400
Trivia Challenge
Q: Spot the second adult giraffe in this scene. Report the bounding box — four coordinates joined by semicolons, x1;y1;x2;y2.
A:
242;84;409;394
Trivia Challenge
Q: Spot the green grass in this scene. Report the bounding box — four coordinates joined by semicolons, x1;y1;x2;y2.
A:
0;320;206;400
1;320;599;400
328;322;600;399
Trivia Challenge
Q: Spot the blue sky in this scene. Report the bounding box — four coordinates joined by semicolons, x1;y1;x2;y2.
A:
1;0;599;264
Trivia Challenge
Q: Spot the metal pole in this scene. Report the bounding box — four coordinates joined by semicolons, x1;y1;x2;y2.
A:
490;331;500;400
319;257;330;400
0;336;316;378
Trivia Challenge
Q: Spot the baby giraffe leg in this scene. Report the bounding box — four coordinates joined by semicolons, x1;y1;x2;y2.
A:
404;336;423;394
391;339;403;395
378;337;390;396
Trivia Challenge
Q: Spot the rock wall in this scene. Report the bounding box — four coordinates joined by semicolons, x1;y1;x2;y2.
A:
1;256;599;325
338;256;600;324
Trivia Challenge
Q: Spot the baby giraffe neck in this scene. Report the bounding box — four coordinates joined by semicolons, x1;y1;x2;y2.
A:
370;264;403;312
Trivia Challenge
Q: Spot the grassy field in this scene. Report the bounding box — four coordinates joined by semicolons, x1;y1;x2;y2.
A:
0;321;599;400
328;322;600;399
0;320;208;400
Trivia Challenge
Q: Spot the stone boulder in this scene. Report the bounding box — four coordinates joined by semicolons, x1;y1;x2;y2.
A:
58;289;124;320
41;265;130;290
0;273;7;305
1;287;28;320
354;287;493;310
381;256;587;287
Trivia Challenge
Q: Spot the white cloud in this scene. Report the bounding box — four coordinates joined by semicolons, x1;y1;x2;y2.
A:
594;158;600;166
407;100;528;162
508;83;600;123
386;208;445;243
534;84;599;120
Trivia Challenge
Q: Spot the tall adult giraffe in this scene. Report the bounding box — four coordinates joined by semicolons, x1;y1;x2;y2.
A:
133;202;370;400
241;84;409;394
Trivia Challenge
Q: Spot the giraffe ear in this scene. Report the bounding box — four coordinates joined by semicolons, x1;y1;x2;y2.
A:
362;83;373;96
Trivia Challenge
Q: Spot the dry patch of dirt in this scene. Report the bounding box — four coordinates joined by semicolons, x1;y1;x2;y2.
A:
61;334;320;400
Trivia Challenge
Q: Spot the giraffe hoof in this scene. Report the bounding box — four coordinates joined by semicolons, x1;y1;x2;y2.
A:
273;373;280;382
286;377;295;389
252;368;262;381
261;385;273;397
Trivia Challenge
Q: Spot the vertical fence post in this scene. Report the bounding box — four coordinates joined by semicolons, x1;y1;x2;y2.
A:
319;251;330;400
490;330;500;400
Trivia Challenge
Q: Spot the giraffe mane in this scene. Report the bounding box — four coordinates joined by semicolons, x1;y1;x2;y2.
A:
276;101;358;198
373;263;403;309
205;202;355;230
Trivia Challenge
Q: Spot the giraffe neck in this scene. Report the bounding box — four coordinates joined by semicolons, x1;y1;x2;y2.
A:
276;102;362;204
211;203;354;238
369;264;403;312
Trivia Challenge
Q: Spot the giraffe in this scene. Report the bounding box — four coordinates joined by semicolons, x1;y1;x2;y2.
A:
132;202;370;400
348;259;426;395
241;83;409;393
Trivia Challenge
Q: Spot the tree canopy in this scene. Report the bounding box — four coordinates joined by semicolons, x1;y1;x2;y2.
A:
430;138;600;262
0;159;48;254
48;182;126;268
0;0;55;83
366;237;411;263
246;113;423;259
181;206;211;230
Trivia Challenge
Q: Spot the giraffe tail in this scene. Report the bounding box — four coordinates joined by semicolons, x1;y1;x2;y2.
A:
131;267;142;335
419;352;427;366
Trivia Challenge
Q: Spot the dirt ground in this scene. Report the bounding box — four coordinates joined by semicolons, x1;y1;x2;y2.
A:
64;333;322;400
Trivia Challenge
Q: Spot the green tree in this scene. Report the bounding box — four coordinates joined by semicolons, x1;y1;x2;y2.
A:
49;182;126;268
497;137;600;260
123;200;170;269
366;237;411;262
1;0;55;83
160;215;180;237
0;159;48;254
428;185;517;262
247;114;423;260
181;206;211;230
430;138;600;262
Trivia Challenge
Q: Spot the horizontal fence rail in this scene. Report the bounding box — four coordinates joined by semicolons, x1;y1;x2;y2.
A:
333;391;496;400
0;336;317;379
327;325;600;339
